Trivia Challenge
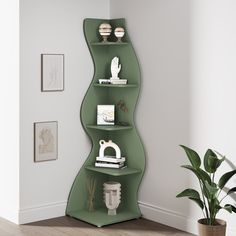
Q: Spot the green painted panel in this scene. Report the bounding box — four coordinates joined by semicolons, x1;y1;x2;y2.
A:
66;18;146;227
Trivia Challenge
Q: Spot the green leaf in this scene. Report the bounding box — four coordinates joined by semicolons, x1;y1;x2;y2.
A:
224;204;236;213
227;187;236;195
180;145;201;169
205;181;219;198
218;170;236;189
181;165;211;185
214;150;226;161
189;197;204;210
204;149;224;173
198;168;212;184
204;149;217;173
176;188;204;211
231;205;236;213
223;204;232;213
176;188;201;199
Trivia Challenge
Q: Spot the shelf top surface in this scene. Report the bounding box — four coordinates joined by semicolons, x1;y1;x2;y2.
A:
86;125;133;131
68;208;141;227
94;83;138;88
85;166;141;176
90;42;129;46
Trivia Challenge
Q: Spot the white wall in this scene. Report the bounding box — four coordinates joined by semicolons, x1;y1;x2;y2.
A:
111;0;236;235
20;0;109;223
0;0;19;224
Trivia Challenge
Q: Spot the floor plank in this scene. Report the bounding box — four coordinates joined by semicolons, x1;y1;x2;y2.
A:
0;216;195;236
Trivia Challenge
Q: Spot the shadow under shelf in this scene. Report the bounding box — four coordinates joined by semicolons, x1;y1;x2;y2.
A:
93;83;138;88
67;207;141;227
85;165;141;176
86;125;132;131
90;42;129;46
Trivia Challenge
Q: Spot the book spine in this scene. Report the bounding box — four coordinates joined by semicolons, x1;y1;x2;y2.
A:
95;162;124;168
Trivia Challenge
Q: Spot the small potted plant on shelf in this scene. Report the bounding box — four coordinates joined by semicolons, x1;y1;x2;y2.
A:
176;145;236;236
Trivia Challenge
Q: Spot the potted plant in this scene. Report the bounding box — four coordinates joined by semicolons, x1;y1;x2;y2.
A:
176;145;236;236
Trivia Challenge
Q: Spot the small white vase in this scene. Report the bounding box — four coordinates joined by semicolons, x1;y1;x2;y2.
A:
103;181;121;215
114;27;125;42
99;23;112;43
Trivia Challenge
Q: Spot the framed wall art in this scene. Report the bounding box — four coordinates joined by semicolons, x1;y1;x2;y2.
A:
41;54;64;91
97;105;115;125
34;121;58;162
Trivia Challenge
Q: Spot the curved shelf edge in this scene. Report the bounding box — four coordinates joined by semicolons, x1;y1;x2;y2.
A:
91;42;129;46
85;166;141;176
93;83;138;88
86;125;133;131
68;209;141;227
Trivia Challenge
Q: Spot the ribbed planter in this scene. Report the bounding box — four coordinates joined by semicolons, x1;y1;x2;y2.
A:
198;219;226;236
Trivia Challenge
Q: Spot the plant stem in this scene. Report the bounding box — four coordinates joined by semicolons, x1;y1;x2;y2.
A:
199;180;209;221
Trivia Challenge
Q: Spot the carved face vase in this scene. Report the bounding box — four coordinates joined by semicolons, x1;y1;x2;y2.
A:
103;181;121;215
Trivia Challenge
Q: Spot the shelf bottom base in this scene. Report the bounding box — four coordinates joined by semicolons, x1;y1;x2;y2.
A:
67;208;141;227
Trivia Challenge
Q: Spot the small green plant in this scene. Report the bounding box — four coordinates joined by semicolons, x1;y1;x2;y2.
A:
176;145;236;225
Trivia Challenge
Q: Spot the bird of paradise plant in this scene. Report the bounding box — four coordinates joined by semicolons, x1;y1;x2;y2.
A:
177;145;236;225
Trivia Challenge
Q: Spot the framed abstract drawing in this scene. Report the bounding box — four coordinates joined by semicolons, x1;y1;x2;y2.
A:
34;121;58;162
41;54;64;91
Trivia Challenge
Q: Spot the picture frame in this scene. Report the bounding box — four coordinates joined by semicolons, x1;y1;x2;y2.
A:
34;121;58;162
41;54;64;92
97;105;115;125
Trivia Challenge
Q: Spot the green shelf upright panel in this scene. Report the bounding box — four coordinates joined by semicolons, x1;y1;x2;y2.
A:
66;18;146;227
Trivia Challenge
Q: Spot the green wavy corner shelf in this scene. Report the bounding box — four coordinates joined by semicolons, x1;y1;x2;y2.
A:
66;18;146;227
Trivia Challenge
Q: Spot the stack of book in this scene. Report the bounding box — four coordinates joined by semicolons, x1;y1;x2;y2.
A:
110;79;127;85
98;79;128;85
95;156;126;169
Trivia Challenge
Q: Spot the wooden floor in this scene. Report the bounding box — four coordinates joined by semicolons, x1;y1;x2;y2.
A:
0;216;195;236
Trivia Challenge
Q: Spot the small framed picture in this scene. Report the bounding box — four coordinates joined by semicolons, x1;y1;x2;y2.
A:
34;121;58;162
41;54;64;92
97;105;115;125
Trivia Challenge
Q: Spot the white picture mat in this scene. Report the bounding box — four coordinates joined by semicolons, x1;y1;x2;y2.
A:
34;121;58;162
42;54;64;91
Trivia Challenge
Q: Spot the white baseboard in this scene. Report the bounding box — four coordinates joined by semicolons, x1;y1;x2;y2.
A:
19;201;67;224
138;201;236;236
139;201;198;235
17;200;236;236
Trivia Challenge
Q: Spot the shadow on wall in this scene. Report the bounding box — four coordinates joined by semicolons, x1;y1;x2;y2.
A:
224;159;236;202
